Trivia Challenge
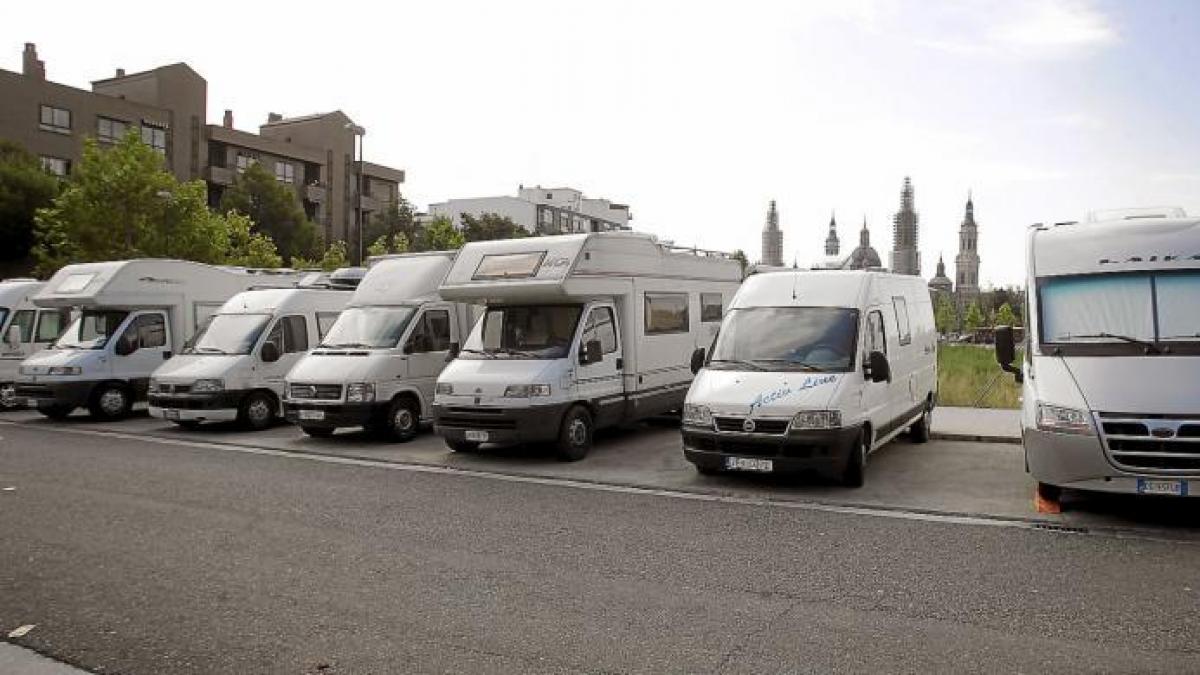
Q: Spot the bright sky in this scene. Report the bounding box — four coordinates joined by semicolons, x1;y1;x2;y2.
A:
6;0;1200;287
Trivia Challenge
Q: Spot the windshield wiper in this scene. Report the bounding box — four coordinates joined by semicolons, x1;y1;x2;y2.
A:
1056;332;1161;354
495;347;542;358
459;347;496;359
193;346;228;354
320;342;373;349
750;358;826;372
709;358;765;371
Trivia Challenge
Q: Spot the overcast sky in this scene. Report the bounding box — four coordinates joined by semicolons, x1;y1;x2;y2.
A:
5;0;1199;287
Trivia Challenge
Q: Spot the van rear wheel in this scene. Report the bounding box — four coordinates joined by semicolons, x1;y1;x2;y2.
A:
909;404;932;444
555;405;593;462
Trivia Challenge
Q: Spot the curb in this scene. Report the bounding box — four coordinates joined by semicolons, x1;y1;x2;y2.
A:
931;431;1021;445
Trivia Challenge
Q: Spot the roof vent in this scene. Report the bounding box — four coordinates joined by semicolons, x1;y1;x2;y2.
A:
1088;207;1186;222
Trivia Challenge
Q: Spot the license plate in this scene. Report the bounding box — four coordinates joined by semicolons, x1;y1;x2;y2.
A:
163;409;180;421
1137;478;1188;496
725;456;773;472
298;409;325;421
465;430;489;442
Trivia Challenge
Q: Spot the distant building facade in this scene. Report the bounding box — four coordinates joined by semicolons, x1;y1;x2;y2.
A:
429;185;632;235
890;176;921;276
954;193;981;308
760;200;783;267
0;42;405;249
824;213;840;257
928;254;953;299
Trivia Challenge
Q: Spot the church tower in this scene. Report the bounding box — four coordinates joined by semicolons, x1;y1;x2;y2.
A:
825;212;840;257
954;192;981;308
761;200;783;267
928;253;953;299
890;176;921;276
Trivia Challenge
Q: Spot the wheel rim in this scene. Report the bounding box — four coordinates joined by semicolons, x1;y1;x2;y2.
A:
568;418;588;446
99;389;126;416
0;384;16;408
248;397;272;424
393;407;414;432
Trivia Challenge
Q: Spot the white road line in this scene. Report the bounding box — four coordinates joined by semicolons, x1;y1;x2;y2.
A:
0;419;1192;544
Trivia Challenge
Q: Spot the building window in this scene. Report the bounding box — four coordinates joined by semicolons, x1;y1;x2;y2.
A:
275;161;295;183
644;292;689;335
40;156;70;177
97;117;129;142
141;126;166;154
236;153;257;173
39;104;71;133
700;293;724;323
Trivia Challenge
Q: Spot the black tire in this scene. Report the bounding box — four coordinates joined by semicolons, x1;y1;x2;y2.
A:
301;426;335;438
445;439;481;453
37;403;74;420
239;391;277;431
0;382;20;410
88;384;131;421
378;397;420;442
173;420;202;430
555;405;593;462
909;403;932;444
841;428;869;488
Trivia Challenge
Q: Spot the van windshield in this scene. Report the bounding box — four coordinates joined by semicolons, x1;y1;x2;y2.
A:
319;306;416;349
1039;271;1200;355
185;314;271;355
0;308;8;334
54;310;129;350
709;307;859;372
462;304;583;359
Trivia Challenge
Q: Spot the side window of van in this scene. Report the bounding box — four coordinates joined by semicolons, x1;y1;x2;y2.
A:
407;310;451;353
316;312;340;340
135;314;167;349
10;309;36;342
700;293;723;323
282;315;308;353
866;310;887;355
35;309;69;343
892;296;911;346
644;292;689;335
582;307;618;354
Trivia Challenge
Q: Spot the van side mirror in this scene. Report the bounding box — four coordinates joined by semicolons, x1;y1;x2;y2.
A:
4;325;20;347
445;341;460;362
114;333;136;356
690;347;706;374
261;341;281;363
579;339;602;365
994;325;1023;383
866;350;890;383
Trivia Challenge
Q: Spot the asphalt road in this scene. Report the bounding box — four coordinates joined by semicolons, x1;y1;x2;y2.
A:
2;421;1199;674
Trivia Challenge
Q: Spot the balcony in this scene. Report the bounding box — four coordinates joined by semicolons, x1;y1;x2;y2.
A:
304;183;327;203
353;193;381;212
206;166;235;186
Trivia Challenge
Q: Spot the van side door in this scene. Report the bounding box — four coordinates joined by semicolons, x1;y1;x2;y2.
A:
862;308;891;442
113;311;172;397
260;315;309;388
402;305;454;417
575;303;624;427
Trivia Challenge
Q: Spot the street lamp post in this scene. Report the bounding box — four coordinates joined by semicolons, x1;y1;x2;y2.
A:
345;123;367;266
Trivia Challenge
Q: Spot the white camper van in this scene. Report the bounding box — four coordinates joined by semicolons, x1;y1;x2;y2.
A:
995;209;1200;500
433;232;742;461
283;252;475;440
16;260;299;420
681;270;937;486
0;279;70;409
147;286;351;429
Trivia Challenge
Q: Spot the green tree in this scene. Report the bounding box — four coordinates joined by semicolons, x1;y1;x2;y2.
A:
417;215;465;251
994;302;1017;327
219;162;318;264
460;212;529;242
934;294;958;334
0;141;60;274
964;301;984;332
295;241;350;271
223;211;284;268
366;232;409;258
363;197;418;249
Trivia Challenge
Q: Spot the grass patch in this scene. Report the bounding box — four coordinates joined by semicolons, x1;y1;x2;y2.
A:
937;344;1022;409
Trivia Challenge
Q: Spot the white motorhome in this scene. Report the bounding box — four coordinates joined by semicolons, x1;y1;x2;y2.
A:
147;286;352;429
995;209;1200;500
0;279;70;409
283;252;475;440
681;270;937;486
16;260;300;420
433;232;742;461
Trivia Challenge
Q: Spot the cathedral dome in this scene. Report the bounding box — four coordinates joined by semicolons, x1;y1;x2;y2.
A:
843;217;882;270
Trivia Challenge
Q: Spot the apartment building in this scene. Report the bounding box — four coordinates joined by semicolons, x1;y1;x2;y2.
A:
429;185;632;234
0;43;404;249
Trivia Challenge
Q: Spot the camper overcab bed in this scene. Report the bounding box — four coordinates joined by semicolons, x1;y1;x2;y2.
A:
995;209;1200;500
16;260;300;420
433;232;742;461
0;279;68;409
283;252;476;440
147;285;352;430
681;270;936;486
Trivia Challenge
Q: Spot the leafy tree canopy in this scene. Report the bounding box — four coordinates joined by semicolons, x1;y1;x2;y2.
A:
461;212;529;243
416;215;465;251
0;140;60;272
219;162;318;264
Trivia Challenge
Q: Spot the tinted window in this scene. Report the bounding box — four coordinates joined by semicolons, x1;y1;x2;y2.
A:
407;310;452;353
11;310;35;343
582;307;618;354
701;293;724;323
282;315;309;353
709;307;858;372
866;310;886;355
473;305;582;359
136;314;167;348
35;310;69;343
892;296;911;345
644;293;689;335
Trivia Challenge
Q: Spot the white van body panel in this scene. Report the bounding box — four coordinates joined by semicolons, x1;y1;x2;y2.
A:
0;279;53;405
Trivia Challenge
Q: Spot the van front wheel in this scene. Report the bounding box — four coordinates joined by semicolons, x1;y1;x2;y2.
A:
555;405;593;462
841;428;868;488
239;391;277;431
89;384;131;421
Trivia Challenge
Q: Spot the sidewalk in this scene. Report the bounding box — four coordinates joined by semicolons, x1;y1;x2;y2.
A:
0;643;89;674
932;406;1021;444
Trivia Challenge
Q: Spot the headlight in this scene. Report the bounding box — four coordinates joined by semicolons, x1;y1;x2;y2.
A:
504;384;551;397
1036;403;1094;435
192;379;224;393
47;366;82;376
346;382;376;403
682;403;713;427
19;365;33;376
791;410;842;430
435;382;453;396
149;378;161;392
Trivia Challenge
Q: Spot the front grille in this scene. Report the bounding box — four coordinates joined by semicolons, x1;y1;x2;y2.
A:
15;384;51;397
157;383;191;395
684;433;834;460
713;416;790;434
437;414;517;430
1098;413;1200;474
289;383;342;401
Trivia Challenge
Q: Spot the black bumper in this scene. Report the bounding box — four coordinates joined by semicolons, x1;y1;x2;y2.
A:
433;402;572;445
283;401;381;428
149;390;247;410
15;380;97;409
682;426;862;475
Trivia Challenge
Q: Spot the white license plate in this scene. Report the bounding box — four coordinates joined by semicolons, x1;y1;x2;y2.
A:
725;456;773;473
1137;478;1188;496
163;409;180;421
298;409;325;421
464;430;489;442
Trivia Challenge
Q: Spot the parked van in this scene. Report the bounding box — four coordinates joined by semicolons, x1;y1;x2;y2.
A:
433;232;742;461
995;208;1200;500
147;286;351;430
16;260;300;420
283;252;476;440
681;270;937;486
0;279;71;409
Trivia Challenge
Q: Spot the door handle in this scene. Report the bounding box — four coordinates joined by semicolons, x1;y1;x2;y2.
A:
616;357;624;370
